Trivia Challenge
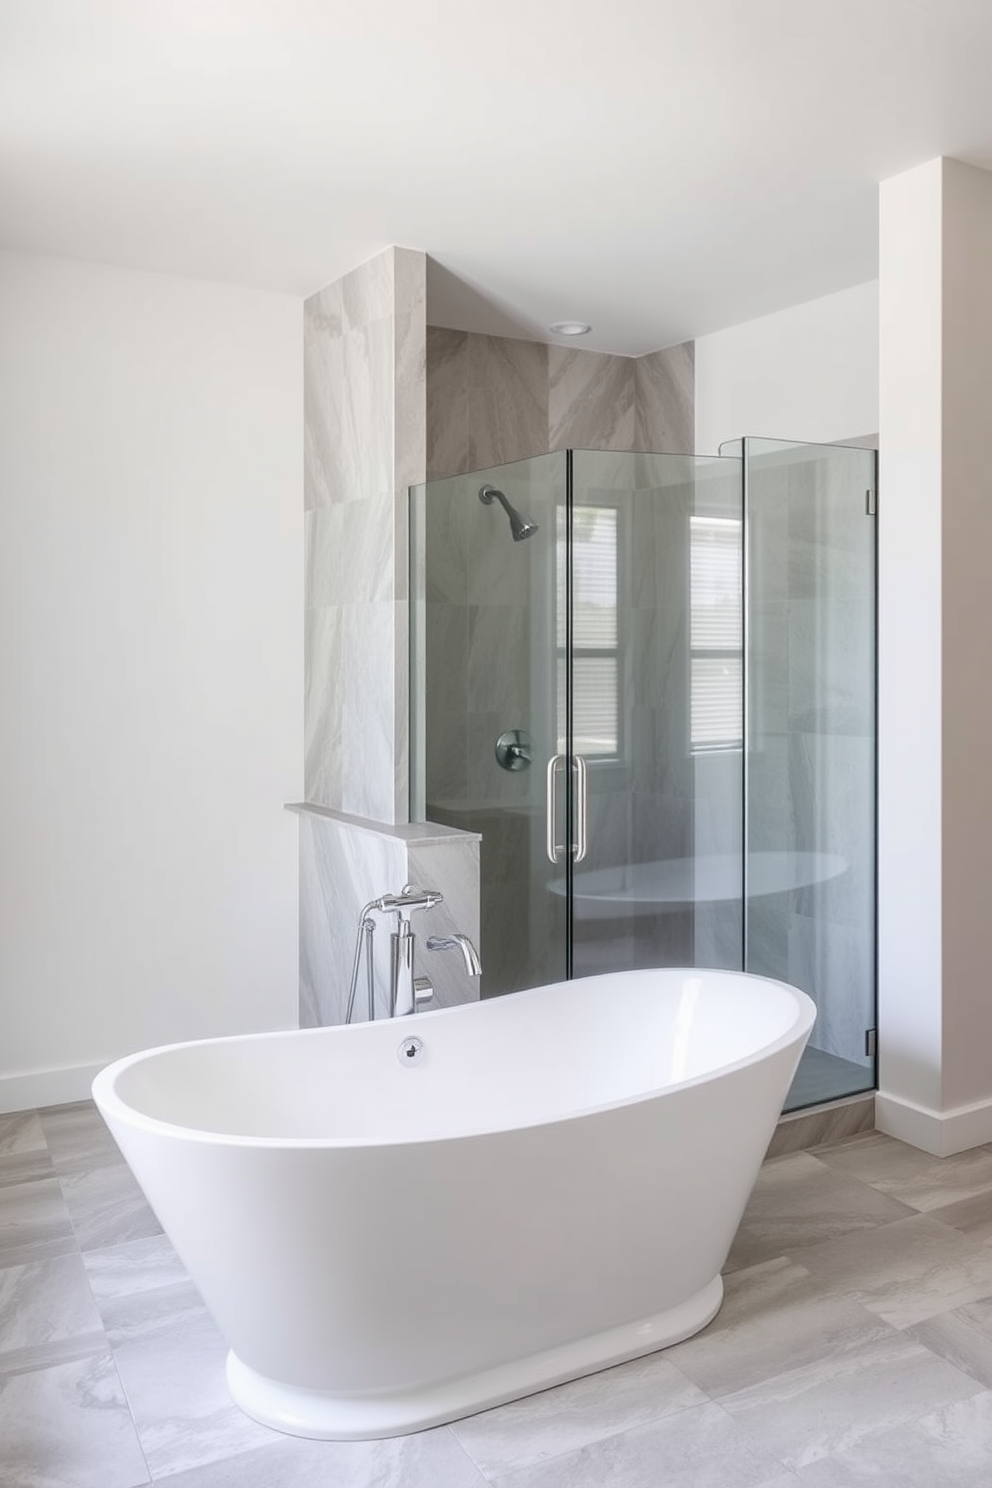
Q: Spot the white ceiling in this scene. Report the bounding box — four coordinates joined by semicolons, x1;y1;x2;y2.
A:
3;0;992;355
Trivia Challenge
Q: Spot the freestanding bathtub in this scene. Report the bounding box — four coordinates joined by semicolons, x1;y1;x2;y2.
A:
92;967;814;1441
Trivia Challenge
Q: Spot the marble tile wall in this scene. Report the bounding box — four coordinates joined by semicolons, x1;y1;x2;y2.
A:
634;341;695;455
299;810;408;1027
547;345;635;452
304;246;425;825
425;327;694;479
298;808;480;1026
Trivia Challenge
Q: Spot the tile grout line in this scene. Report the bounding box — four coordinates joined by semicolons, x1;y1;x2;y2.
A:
107;1347;156;1488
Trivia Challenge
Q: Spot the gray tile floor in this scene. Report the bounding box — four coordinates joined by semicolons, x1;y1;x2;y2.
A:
785;1046;874;1113
5;1105;992;1486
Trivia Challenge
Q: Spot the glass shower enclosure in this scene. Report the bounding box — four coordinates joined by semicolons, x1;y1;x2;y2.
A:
410;440;876;1112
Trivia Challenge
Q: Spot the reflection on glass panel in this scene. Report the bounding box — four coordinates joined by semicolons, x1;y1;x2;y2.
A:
690;514;743;753
573;508;618;647
558;656;619;758
691;655;743;751
744;437;876;1112
557;501;620;760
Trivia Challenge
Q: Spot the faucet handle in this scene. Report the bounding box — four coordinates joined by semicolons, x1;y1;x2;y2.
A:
373;885;443;918
413;976;434;1007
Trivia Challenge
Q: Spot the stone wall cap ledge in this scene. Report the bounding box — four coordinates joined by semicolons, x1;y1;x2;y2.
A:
286;802;481;844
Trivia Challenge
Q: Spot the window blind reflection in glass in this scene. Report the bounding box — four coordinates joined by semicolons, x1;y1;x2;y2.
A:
690;516;742;751
558;505;620;758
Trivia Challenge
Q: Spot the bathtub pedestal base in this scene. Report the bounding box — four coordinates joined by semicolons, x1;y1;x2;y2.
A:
226;1274;724;1441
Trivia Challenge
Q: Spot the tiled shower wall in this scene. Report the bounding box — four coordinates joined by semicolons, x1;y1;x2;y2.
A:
300;249;481;1025
426;328;694;477
304;246;424;823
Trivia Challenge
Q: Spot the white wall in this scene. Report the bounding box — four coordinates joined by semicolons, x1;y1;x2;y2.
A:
0;252;303;1110
877;157;992;1155
694;281;879;453
877;160;944;1137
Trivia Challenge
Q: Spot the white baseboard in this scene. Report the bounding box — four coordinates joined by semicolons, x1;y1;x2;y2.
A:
875;1090;992;1156
0;1063;106;1115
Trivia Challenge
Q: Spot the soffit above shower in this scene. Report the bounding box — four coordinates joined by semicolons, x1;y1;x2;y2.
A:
4;0;992;354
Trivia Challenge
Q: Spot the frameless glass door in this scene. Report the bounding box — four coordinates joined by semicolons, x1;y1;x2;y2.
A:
568;450;745;978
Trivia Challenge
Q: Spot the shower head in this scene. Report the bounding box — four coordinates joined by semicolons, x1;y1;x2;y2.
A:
478;484;539;542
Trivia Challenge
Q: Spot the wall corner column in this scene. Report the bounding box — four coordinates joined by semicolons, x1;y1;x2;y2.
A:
878;156;992;1154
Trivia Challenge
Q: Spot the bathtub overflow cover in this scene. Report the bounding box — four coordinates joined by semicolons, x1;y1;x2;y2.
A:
398;1036;425;1065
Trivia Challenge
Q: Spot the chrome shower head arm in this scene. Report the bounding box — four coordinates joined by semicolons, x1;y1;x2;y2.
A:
478;485;539;542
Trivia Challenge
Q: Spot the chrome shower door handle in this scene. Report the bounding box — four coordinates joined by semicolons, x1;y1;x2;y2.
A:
572;754;588;863
546;754;565;863
547;754;587;863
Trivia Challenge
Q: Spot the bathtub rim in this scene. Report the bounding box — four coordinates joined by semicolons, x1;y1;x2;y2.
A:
93;968;814;1149
92;967;815;1151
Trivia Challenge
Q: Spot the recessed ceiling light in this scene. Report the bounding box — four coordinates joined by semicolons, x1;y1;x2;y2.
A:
549;321;592;336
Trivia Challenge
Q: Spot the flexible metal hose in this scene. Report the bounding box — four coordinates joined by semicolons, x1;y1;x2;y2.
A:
344;900;380;1024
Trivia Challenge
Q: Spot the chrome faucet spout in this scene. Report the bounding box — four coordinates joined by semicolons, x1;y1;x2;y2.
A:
426;933;482;977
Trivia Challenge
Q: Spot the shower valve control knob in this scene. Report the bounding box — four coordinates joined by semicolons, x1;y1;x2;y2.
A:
495;729;533;772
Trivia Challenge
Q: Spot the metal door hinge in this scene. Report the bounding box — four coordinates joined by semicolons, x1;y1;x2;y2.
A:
865;1028;877;1057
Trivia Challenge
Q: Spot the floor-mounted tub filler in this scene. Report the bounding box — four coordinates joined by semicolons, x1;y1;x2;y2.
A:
92;968;815;1441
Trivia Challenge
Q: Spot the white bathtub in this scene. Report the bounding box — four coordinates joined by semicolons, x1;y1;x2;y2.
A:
92;967;814;1441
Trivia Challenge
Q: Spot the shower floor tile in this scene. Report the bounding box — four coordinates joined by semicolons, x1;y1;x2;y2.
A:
11;1096;992;1486
785;1047;873;1111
